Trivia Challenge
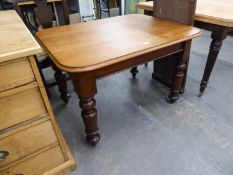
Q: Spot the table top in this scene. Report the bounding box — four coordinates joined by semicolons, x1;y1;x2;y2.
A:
36;14;200;73
0;11;41;63
137;0;233;27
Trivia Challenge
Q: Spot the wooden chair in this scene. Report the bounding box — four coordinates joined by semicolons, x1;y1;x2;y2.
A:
13;0;71;103
131;0;196;95
0;0;13;9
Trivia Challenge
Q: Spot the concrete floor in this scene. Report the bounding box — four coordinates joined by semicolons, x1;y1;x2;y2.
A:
46;29;233;175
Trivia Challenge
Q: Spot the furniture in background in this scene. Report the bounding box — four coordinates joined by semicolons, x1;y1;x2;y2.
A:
98;0;111;17
137;0;233;96
36;14;201;145
96;0;121;18
0;10;75;174
13;0;70;102
0;0;13;9
131;0;197;100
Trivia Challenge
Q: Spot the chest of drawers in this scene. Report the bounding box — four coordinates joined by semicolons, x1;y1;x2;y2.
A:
0;10;75;175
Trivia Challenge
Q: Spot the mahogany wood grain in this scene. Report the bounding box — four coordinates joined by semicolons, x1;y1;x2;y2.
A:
36;14;201;145
36;14;200;72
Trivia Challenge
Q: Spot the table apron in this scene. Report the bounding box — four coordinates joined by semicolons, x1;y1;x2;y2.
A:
95;42;185;79
194;21;233;33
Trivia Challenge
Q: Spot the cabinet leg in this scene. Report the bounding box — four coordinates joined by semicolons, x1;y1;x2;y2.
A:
198;29;228;97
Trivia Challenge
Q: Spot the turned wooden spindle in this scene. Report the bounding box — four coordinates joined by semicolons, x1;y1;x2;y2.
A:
152;0;197;102
198;30;228;96
71;72;100;145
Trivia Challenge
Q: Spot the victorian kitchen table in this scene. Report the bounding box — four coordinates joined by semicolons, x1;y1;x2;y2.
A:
36;14;201;145
137;0;233;96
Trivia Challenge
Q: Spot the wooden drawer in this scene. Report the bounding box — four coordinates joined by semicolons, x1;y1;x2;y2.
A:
0;145;65;175
0;83;47;130
0;120;58;168
0;58;35;92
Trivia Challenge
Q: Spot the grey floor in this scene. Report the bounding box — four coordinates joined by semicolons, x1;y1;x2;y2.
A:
46;29;233;175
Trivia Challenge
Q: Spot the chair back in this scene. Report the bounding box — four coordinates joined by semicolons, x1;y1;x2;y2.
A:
13;0;70;33
153;0;197;25
33;0;53;29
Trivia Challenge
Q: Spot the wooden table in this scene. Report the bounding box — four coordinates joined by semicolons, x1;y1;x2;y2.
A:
36;14;201;145
137;0;233;96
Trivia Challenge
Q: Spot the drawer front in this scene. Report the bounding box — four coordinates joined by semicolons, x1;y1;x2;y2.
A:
0;58;35;92
0;145;65;175
0;120;58;167
0;85;47;130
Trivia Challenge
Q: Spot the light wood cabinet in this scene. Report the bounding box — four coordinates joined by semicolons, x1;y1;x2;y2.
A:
0;10;76;175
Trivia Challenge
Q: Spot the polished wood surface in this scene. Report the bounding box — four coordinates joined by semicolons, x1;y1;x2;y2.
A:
36;14;201;72
0;10;41;63
37;14;201;145
196;0;233;27
137;0;233;27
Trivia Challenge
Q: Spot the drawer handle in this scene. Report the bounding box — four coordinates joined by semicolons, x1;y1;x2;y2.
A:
0;151;9;160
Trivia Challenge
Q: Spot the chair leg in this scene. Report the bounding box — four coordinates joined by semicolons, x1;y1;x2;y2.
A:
52;64;70;103
130;67;139;78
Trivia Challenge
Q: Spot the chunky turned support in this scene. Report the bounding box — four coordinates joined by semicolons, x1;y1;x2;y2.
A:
52;64;70;103
168;57;187;103
198;30;228;97
71;72;100;145
130;67;139;78
168;41;191;103
79;97;100;145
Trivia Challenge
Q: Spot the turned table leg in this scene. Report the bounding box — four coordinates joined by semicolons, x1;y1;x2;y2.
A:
52;64;70;103
198;29;228;97
130;67;139;78
168;41;191;103
71;72;100;145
